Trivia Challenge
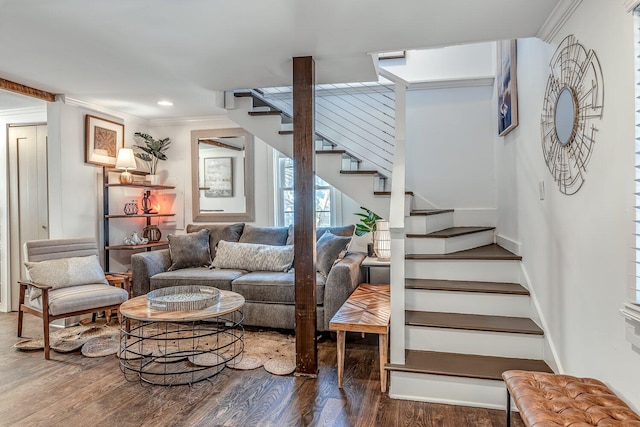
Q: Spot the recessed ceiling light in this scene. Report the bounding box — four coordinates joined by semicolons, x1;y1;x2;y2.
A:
157;100;173;106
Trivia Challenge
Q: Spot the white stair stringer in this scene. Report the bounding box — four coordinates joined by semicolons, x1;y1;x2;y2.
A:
405;326;544;359
405;288;529;317
405;229;494;254
404;259;521;283
389;371;508;410
228;96;390;218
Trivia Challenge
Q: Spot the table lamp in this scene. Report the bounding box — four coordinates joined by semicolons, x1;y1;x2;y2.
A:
115;148;137;184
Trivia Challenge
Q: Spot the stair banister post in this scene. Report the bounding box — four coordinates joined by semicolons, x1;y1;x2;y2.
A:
382;69;408;366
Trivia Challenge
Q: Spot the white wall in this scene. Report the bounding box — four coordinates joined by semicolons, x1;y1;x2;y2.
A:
495;1;639;409
0;106;47;312
406;85;496;211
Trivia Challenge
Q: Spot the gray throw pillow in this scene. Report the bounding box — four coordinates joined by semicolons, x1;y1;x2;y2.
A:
186;223;244;261
287;224;355;245
212;240;294;272
239;224;289;246
316;231;352;277
168;229;212;271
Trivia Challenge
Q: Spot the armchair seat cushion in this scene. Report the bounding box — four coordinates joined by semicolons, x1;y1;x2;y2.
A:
29;284;128;317
150;268;247;291
231;271;325;305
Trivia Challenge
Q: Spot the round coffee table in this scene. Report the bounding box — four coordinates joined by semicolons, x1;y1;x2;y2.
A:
119;289;245;385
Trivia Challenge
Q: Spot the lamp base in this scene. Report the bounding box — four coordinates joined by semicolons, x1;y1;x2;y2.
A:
119;170;134;184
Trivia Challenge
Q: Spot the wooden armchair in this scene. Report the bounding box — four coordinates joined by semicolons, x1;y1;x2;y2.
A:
17;237;130;359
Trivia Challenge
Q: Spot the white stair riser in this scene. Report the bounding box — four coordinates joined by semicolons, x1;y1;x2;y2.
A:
405;212;454;235
389;371;508;410
405;289;530;317
405;326;543;359
405;230;494;254
405;259;521;283
230;97;391;219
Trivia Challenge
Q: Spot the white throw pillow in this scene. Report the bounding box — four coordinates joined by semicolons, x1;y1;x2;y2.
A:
212;240;294;272
25;255;108;301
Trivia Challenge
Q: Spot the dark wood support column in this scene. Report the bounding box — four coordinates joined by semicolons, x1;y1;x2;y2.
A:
293;56;317;376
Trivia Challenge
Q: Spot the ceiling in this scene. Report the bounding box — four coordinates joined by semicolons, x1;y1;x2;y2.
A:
0;0;561;119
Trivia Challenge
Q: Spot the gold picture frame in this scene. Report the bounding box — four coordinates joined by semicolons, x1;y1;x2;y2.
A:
85;114;124;167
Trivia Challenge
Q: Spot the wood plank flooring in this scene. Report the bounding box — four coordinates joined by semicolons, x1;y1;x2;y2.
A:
0;313;524;426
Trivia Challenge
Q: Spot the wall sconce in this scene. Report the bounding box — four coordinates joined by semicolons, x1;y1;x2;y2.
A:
115;148;137;184
374;220;391;260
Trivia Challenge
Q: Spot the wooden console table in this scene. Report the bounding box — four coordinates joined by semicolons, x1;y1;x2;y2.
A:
329;283;390;392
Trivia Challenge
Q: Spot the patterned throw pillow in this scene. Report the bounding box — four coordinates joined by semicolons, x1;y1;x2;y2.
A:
25;255;108;301
212;240;294;272
167;229;212;271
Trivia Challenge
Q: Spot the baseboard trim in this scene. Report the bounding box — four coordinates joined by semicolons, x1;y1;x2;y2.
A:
388;392;505;411
496;234;521;255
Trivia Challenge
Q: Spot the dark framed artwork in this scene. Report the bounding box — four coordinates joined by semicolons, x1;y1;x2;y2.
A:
497;40;518;136
204;157;233;197
85;114;124;167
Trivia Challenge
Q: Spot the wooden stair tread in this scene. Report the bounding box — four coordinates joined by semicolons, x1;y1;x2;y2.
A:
248;110;282;116
316;149;347;155
374;191;414;196
278;130;293;135
410;209;454;216
386;350;553;381
340;170;378;175
407;226;495;239
405;311;543;335
405;278;529;295
234;91;254;98
406;244;522;260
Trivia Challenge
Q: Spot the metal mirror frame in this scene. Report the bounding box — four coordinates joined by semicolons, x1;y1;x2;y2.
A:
191;128;255;222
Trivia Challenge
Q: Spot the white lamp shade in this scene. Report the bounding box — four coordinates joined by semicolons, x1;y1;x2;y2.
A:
115;148;137;170
374;219;391;260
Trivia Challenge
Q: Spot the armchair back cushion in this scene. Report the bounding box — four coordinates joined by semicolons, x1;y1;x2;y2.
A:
25;255;108;300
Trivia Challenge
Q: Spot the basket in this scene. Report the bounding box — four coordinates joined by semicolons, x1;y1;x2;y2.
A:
146;285;221;311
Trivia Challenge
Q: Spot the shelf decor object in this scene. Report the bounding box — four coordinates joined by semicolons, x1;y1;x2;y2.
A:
115;148;137;184
143;224;162;242
123;200;139;215
133;132;171;185
85;115;124;167
541;34;604;195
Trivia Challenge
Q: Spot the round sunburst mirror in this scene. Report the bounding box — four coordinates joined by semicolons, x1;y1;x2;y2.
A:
541;35;604;195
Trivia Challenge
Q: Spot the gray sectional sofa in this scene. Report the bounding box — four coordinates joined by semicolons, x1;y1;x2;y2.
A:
131;223;365;331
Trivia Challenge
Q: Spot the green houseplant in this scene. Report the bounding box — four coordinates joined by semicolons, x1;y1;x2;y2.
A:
355;206;381;256
133;132;171;179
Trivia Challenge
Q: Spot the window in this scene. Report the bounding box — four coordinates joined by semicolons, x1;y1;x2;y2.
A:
275;152;336;227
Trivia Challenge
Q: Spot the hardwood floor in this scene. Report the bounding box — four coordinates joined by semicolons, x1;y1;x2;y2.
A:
0;313;524;427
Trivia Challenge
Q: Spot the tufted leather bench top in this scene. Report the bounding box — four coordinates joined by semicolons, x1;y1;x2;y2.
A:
502;370;640;427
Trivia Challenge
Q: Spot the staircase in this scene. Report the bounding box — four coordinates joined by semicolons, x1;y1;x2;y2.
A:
227;90;416;220
386;208;552;409
226;86;553;410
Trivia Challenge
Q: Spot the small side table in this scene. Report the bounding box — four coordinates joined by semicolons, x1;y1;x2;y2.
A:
361;257;391;284
329;283;390;392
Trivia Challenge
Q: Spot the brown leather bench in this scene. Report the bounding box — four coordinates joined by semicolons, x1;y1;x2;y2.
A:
503;370;640;426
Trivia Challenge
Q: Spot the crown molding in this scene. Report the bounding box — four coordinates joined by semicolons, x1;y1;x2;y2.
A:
62;96;145;123
537;0;584;42
148;114;233;127
625;0;640;12
0;105;46;118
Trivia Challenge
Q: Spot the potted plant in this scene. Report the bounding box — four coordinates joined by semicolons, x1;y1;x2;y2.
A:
354;206;381;256
133;132;171;184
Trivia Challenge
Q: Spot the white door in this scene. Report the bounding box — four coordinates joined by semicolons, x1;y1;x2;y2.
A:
8;124;49;311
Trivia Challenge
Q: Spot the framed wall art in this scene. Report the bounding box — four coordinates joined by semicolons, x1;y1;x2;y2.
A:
85;114;124;167
497;40;519;136
204;157;233;197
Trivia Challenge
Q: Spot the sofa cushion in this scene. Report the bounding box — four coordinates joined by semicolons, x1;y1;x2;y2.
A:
25;255;108;301
212;240;294;272
150;267;246;291
239;224;289;246
316;231;352;277
167;229;212;271
186;223;244;261
286;224;355;245
231;271;325;305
